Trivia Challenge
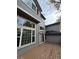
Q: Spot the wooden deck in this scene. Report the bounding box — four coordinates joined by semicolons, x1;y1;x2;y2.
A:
17;43;61;59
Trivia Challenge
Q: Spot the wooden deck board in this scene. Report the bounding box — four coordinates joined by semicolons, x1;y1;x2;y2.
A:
17;43;61;59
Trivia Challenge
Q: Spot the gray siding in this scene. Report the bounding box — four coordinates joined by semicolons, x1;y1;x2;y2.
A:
45;23;61;44
45;35;61;43
46;24;60;32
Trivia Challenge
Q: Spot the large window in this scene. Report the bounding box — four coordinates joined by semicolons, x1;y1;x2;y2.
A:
17;16;36;48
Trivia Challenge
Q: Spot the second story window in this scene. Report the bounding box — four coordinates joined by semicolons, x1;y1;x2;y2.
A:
40;27;44;30
22;0;37;12
32;3;36;11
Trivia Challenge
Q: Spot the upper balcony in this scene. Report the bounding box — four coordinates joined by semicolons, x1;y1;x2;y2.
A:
17;0;44;23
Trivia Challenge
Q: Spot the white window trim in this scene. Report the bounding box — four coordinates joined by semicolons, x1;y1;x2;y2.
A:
19;27;23;47
17;25;36;49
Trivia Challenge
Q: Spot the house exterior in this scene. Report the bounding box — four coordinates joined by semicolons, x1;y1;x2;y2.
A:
17;0;46;56
45;19;61;44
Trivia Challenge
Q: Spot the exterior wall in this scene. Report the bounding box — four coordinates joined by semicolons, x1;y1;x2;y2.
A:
45;35;61;43
46;24;60;32
38;18;45;43
45;23;61;44
17;0;45;56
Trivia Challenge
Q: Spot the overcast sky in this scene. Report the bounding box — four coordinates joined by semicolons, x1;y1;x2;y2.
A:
38;0;59;25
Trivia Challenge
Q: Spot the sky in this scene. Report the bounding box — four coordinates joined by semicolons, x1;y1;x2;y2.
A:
38;0;60;25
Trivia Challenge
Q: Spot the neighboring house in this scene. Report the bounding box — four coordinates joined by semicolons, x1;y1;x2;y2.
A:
17;0;46;56
45;19;61;44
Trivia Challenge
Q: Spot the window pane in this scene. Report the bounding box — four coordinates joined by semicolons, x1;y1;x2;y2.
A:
42;34;44;42
17;38;20;47
32;30;35;35
23;21;31;27
40;27;44;30
32;24;35;28
17;28;21;47
17;16;35;28
17;16;26;26
32;3;36;11
23;21;35;28
32;30;35;42
32;36;35;42
21;29;31;45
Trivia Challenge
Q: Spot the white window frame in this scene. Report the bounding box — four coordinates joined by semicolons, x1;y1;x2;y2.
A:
17;25;36;49
17;17;36;49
